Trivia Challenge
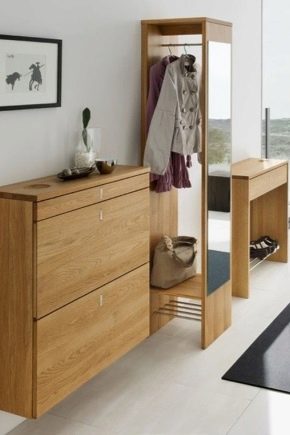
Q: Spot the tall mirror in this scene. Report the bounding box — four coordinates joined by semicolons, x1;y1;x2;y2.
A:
207;41;231;294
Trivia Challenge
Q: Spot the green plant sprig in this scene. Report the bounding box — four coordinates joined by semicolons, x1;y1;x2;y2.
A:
82;107;91;152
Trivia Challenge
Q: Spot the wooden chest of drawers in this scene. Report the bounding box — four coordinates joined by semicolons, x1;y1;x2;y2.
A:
0;165;150;418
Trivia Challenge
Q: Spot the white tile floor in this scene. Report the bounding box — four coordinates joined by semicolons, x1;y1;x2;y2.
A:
5;252;290;435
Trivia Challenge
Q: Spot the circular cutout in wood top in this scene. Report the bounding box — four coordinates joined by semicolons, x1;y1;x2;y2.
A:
26;183;51;189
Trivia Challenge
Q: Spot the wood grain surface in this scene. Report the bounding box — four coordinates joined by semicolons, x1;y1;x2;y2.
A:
0;165;149;202
36;264;149;416
0;199;34;417
37;188;150;317
36;173;149;221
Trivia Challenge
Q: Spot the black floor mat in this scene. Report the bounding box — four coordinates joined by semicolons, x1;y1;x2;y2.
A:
222;303;290;394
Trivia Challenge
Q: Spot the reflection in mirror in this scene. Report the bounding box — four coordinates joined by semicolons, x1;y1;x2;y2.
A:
207;41;231;294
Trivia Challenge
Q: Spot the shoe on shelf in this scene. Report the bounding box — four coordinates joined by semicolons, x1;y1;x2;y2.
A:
258;235;279;250
249;235;279;260
250;242;271;260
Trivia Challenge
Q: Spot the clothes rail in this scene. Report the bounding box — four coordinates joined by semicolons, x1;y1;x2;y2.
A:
160;43;202;47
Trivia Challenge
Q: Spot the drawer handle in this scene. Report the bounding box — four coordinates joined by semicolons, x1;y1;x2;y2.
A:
99;210;103;221
100;295;103;306
100;188;104;200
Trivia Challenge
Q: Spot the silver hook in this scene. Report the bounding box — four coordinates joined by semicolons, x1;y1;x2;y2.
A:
183;44;188;55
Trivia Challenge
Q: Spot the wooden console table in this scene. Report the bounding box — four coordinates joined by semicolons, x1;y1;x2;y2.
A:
232;158;288;298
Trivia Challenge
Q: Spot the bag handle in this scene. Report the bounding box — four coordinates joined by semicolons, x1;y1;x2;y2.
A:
163;235;197;268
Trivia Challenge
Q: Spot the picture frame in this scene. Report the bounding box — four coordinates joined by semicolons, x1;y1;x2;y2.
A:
0;34;62;111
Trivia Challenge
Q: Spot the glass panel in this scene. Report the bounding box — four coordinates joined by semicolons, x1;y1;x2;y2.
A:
263;0;290;160
207;41;231;294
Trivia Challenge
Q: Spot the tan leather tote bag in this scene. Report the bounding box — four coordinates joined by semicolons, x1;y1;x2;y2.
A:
151;235;198;289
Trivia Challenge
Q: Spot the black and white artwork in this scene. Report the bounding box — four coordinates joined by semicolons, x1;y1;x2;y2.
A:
6;54;46;93
0;35;62;110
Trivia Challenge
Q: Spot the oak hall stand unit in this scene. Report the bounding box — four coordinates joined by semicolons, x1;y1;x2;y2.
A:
0;166;150;418
141;17;232;348
232;158;288;298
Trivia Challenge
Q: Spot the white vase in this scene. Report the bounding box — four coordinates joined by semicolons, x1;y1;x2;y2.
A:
74;150;96;168
74;127;101;168
86;127;101;157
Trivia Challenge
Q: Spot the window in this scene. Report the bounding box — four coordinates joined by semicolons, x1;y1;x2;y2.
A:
262;0;290;159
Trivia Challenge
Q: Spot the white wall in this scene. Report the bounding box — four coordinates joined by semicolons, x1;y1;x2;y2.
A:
0;0;261;186
0;0;261;432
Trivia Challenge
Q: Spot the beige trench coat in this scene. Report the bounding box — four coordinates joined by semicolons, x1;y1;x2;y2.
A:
144;55;201;175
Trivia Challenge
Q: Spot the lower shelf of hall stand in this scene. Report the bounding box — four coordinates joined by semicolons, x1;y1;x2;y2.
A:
150;274;202;322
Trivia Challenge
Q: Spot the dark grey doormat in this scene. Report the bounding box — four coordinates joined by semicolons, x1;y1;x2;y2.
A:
222;303;290;394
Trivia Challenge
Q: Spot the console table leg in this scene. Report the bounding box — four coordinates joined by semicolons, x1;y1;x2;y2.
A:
232;178;250;298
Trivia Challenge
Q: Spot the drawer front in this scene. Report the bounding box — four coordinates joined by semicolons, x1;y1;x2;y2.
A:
36;188;149;317
249;165;288;201
36;174;149;220
35;264;149;416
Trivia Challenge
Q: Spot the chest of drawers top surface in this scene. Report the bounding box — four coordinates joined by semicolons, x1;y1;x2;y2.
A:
0;165;149;201
232;158;287;179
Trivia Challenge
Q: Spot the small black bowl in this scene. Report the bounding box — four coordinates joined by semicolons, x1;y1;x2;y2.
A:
57;167;95;181
95;159;117;174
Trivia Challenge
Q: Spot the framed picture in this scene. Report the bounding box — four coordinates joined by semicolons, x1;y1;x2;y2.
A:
0;35;62;111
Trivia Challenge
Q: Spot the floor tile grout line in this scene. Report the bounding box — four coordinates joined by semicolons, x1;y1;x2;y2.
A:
172;377;259;403
225;388;261;435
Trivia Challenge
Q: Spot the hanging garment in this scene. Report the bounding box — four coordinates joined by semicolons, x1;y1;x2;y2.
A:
147;55;178;132
146;56;192;192
144;54;201;176
151;151;191;192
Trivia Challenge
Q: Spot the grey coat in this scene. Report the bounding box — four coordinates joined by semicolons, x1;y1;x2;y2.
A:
144;55;201;175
